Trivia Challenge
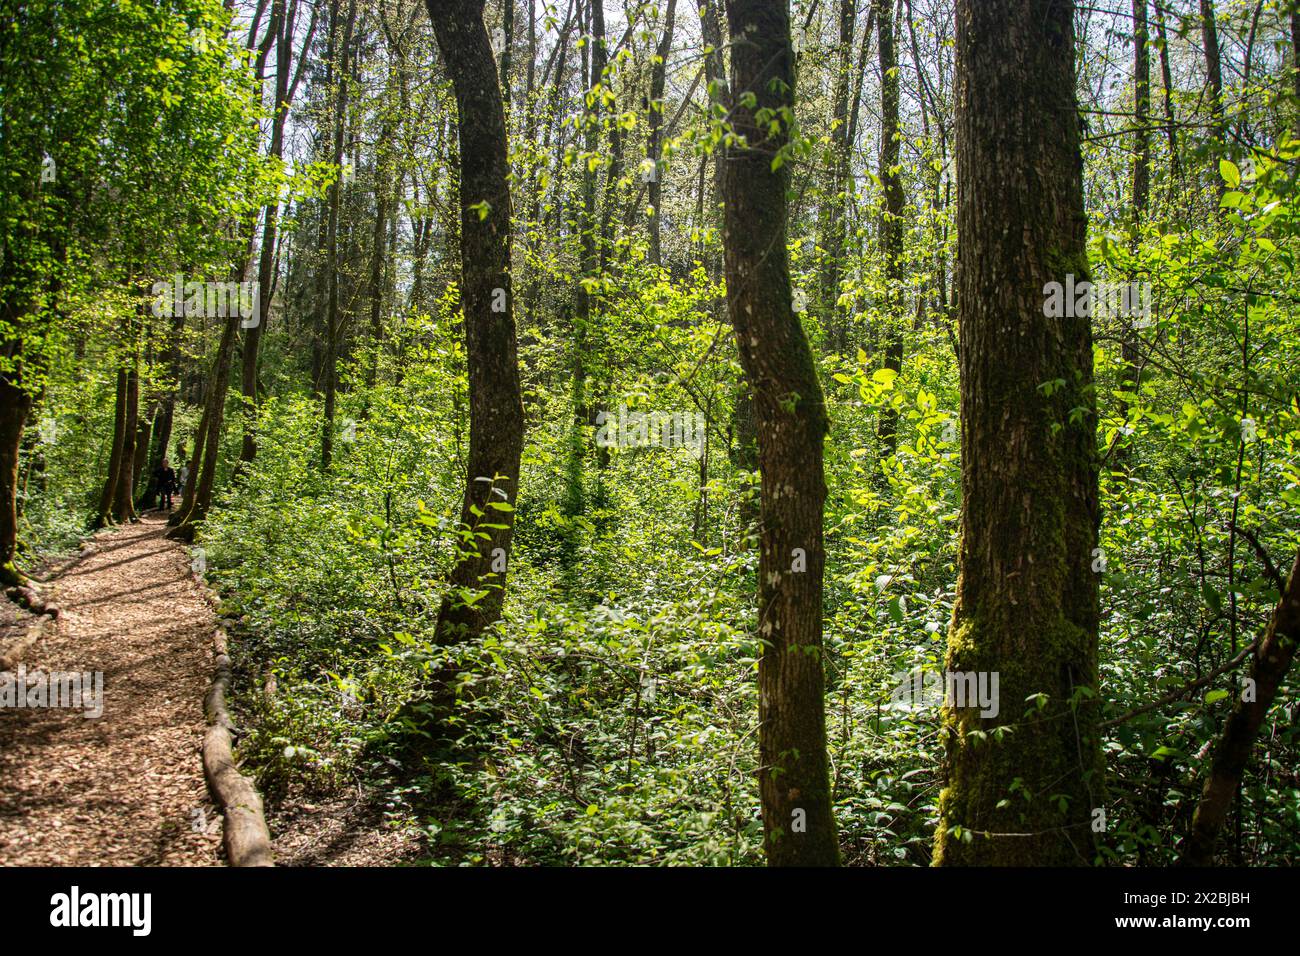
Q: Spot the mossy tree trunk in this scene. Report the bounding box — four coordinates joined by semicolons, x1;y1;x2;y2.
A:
0;341;33;585
722;0;839;867
934;0;1103;867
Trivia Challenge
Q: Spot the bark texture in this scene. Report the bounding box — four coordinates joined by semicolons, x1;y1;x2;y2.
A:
934;0;1103;867
426;0;525;645
0;349;32;585
722;0;839;867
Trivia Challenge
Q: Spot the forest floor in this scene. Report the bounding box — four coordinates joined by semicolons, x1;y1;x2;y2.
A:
0;511;427;867
0;513;221;865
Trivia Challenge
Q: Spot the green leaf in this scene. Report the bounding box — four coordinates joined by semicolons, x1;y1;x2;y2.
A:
1219;159;1241;188
887;595;904;623
1201;582;1223;615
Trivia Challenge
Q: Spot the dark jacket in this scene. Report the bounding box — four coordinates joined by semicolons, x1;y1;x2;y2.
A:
153;465;178;494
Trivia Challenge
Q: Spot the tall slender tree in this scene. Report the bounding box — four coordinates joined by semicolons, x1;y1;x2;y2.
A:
1119;0;1150;438
425;0;526;645
1200;0;1226;142
646;0;678;266
722;0;839;867
1153;1;1181;185
875;0;904;455
1292;1;1300;138
241;0;315;463
817;0;857;351
320;0;359;472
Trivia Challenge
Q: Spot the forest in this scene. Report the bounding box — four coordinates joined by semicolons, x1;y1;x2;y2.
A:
1;0;1298;872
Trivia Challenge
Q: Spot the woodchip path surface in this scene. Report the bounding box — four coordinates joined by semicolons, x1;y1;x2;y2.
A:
0;513;221;866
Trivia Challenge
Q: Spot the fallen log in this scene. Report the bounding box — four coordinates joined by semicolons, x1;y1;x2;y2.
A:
201;626;274;867
4;584;59;619
0;615;47;671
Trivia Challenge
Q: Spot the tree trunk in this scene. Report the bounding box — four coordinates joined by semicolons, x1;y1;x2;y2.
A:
321;0;358;472
366;107;394;390
722;0;839;867
1132;1;1150;221
562;0;608;531
591;0;627;472
499;0;514;93
934;0;1103;867
0;350;33;585
241;0;303;464
905;0;948;328
1292;4;1300;139
1153;2;1180;185
819;0;855;351
131;401;151;504
425;0;526;645
170;307;242;541
110;365;139;523
697;0;730;237
1200;0;1224;138
1119;0;1150;437
143;303;186;507
173;380;211;526
1200;0;1226;197
95;366;129;529
875;0;905;456
0;120;48;585
646;0;677;266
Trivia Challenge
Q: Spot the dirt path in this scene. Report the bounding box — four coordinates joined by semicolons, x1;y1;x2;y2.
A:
0;513;221;866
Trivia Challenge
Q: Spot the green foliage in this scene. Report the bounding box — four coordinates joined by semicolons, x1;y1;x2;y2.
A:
13;0;1300;867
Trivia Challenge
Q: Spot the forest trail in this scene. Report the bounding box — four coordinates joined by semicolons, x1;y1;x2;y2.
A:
0;513;221;866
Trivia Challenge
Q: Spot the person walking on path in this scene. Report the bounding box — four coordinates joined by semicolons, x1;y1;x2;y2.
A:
153;458;178;511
